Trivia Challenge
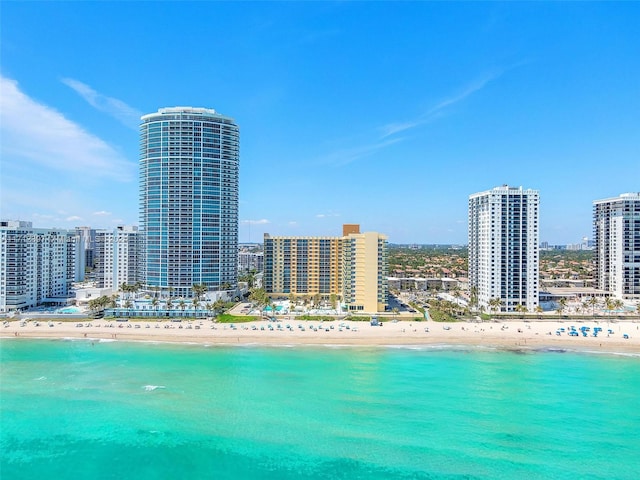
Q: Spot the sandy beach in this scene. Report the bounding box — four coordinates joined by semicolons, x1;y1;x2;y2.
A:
2;318;639;354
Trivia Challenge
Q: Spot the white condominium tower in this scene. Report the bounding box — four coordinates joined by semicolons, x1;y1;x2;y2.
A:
0;221;83;312
94;226;143;290
593;193;640;300
139;107;239;298
468;186;539;312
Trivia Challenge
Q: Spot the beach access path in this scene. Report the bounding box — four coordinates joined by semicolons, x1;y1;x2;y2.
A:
2;318;639;353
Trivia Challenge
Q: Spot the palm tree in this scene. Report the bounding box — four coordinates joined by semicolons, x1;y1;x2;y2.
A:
130;282;141;299
108;295;118;309
120;283;129;300
392;307;399;322
515;303;528;319
249;288;268;310
192;297;200;314
613;299;624;314
557;297;567;315
192;283;208;301
587;296;600;316
213;299;226;318
165;297;173;315
469;286;478;312
535;305;543;319
488;298;503;315
330;293;337;310
151;297;159;316
604;297;615;317
178;299;187;317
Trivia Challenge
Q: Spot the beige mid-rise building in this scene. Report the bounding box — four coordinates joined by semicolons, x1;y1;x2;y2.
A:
264;224;388;313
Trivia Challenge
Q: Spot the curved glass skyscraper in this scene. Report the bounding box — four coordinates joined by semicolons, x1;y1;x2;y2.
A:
140;107;239;297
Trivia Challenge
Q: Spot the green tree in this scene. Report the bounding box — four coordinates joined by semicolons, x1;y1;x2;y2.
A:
249;288;268;311
587;296;600;316
515;303;528;319
192;283;208;301
604;297;615;316
330;293;338;310
613;299;624;313
488;298;503;314
469;287;478;312
557;297;567;315
151;297;159;315
213;299;227;316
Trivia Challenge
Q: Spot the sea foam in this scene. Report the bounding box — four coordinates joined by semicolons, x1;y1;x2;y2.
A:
143;385;166;391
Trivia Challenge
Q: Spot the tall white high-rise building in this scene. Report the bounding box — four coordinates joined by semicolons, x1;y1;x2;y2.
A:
94;226;143;290
0;221;83;312
593;193;640;300
468;186;539;312
139;107;239;298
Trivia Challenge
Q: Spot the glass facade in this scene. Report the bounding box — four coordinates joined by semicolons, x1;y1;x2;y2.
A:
139;107;239;297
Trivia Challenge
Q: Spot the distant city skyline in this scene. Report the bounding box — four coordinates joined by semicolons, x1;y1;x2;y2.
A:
1;2;639;244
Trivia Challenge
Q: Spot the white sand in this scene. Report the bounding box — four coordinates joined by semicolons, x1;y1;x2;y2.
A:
2;318;639;353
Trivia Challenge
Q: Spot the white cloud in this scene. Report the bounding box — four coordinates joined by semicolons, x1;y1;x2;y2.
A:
61;78;142;130
316;213;341;218
92;210;112;216
66;215;82;221
241;219;270;225
288;221;298;226
318;137;404;166
0;76;135;182
380;68;508;138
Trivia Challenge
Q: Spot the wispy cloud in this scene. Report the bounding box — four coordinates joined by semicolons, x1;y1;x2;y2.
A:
92;210;112;216
380;68;508;138
61;77;142;130
241;219;270;225
316;67;511;166
0;76;135;182
316;213;341;218
66;215;82;222
318;137;404;166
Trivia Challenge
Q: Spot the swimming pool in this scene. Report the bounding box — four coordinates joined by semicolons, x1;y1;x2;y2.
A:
56;307;82;314
264;305;284;312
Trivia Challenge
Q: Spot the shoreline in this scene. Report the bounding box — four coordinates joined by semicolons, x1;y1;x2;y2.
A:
2;318;639;355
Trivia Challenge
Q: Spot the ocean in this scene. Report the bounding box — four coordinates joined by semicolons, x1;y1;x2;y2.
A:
1;339;639;479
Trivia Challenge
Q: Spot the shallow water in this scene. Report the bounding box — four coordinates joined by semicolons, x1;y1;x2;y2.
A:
1;339;639;479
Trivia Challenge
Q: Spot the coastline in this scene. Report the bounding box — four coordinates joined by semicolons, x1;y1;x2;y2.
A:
2;318;639;354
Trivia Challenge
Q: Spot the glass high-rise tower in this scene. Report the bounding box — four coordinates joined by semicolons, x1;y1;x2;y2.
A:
139;107;239;298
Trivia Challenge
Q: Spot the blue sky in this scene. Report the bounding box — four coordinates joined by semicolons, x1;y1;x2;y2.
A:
1;2;638;245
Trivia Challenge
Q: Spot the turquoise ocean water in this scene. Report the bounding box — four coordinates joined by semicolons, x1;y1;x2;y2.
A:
1;339;639;479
